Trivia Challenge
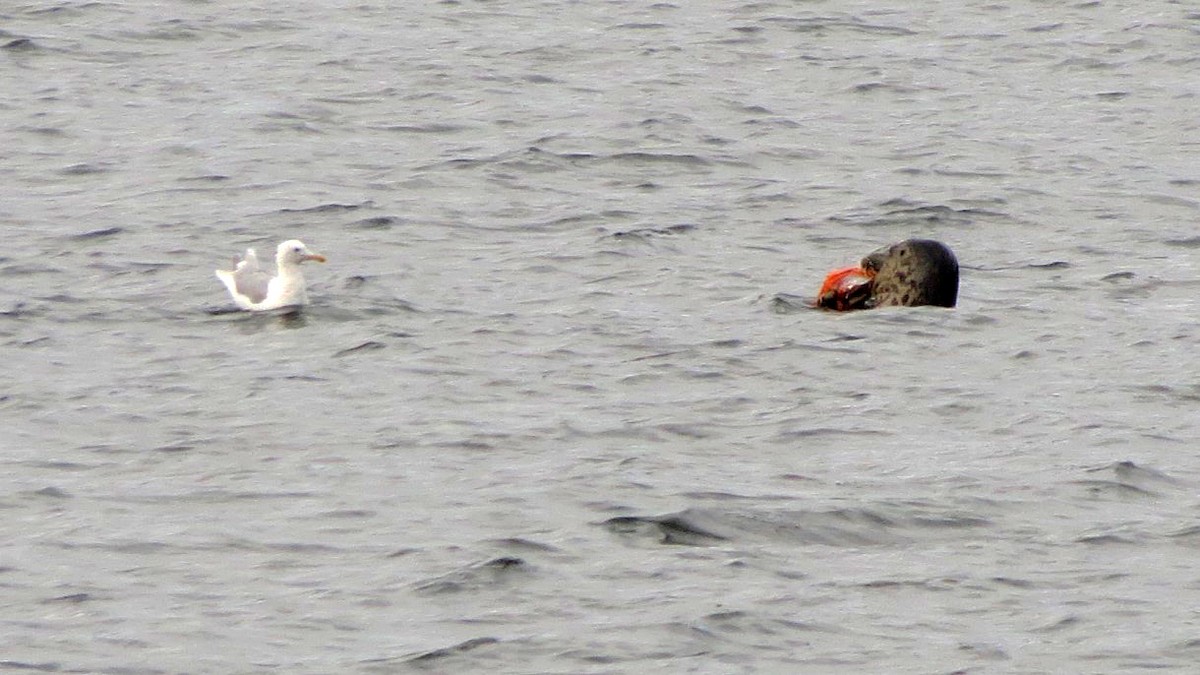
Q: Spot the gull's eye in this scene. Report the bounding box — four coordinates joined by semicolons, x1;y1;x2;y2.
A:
293;245;302;252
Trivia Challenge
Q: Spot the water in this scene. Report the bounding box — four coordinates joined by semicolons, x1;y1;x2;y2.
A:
2;1;1199;672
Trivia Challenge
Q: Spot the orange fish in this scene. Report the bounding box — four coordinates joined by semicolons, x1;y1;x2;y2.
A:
816;265;875;311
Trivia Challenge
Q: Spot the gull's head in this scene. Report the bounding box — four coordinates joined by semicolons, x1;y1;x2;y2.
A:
276;239;327;266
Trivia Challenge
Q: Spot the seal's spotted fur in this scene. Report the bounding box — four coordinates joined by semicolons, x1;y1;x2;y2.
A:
860;239;958;308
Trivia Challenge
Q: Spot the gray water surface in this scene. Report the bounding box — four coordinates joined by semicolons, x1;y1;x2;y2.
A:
2;1;1199;672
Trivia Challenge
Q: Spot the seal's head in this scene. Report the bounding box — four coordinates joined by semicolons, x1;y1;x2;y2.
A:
860;239;958;308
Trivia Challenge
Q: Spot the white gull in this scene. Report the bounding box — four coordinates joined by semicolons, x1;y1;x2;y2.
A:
215;239;327;311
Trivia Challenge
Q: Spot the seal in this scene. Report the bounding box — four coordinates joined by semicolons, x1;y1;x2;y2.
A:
816;239;958;310
862;239;958;308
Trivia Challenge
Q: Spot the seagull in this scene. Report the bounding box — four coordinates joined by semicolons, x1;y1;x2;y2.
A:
215;239;327;311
